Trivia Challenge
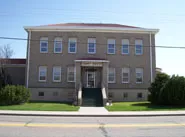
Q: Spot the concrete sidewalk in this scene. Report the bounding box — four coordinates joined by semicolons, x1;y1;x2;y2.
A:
1;109;185;117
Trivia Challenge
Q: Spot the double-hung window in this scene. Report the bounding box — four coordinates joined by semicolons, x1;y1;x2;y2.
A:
88;38;96;54
67;67;75;82
40;37;48;53
107;39;115;54
122;39;129;54
135;39;143;55
54;37;62;53
122;68;130;83
136;68;143;83
108;68;115;83
53;66;61;82
39;66;47;82
68;38;77;53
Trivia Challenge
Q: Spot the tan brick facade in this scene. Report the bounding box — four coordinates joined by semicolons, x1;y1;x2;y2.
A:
25;24;158;104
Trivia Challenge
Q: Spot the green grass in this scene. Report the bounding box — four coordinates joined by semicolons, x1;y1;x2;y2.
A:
105;102;185;111
0;102;79;111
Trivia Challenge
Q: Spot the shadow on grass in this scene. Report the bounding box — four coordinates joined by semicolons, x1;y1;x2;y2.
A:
131;102;185;110
29;100;73;105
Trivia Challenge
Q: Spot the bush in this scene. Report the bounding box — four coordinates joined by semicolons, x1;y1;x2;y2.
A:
158;75;185;105
148;72;170;104
0;85;30;105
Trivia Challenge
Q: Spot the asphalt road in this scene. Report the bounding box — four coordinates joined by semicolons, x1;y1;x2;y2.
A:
0;115;185;137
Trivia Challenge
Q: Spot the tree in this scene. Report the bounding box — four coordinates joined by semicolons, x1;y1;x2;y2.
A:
148;72;170;104
0;44;14;88
159;75;185;105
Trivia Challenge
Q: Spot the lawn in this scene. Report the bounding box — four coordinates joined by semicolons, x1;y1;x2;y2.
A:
0;102;79;111
105;102;185;111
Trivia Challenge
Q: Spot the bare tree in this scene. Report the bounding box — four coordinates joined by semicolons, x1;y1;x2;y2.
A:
0;44;14;88
0;44;14;58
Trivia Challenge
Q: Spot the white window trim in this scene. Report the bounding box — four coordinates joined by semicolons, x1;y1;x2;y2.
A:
122;68;130;83
38;66;47;82
135;39;143;55
122;39;129;55
68;38;77;53
108;68;116;83
54;38;62;53
87;38;96;54
40;37;48;53
136;68;143;84
107;39;116;54
53;66;61;82
67;67;76;82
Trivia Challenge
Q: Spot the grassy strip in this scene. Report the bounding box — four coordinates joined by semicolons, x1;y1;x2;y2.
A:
106;102;185;111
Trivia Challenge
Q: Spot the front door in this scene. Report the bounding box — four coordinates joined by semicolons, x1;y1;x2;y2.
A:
87;71;95;88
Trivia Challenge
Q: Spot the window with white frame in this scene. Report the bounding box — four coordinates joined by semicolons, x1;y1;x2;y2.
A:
88;38;96;54
135;39;143;55
122;39;129;54
136;68;143;83
68;38;77;53
122;68;130;83
40;37;48;53
108;68;115;83
53;66;61;82
107;39;115;54
39;66;47;82
54;37;62;53
67;67;75;82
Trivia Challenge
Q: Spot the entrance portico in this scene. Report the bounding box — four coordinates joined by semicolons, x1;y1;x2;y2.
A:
75;58;109;106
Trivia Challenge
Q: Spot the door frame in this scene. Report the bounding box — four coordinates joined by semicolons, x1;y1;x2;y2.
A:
86;71;96;88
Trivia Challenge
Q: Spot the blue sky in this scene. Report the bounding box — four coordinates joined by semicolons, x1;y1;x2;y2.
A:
0;0;185;76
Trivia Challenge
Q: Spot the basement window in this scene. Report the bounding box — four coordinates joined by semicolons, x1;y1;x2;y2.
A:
38;92;44;97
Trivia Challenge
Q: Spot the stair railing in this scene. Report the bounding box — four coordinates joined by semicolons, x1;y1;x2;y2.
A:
101;84;107;106
78;82;82;106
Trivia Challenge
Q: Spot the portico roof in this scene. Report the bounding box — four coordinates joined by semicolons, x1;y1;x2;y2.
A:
75;57;109;62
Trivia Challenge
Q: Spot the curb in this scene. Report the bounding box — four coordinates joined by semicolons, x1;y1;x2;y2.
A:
0;113;185;117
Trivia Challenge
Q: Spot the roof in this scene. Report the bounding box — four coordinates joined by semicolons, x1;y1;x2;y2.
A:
76;57;107;60
42;23;140;29
24;23;159;34
0;58;26;64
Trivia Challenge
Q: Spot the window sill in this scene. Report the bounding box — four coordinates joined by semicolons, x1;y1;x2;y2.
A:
38;80;47;82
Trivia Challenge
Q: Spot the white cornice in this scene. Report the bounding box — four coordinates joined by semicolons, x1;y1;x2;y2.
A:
24;26;159;34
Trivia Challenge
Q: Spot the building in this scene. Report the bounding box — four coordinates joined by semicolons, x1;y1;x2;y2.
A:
24;23;159;106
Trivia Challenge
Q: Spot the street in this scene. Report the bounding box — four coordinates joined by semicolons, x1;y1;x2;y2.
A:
0;116;185;137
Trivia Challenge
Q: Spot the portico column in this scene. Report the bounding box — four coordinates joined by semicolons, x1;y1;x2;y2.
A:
75;62;81;91
102;62;108;94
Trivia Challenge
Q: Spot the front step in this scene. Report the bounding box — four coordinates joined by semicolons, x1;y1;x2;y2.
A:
82;88;103;107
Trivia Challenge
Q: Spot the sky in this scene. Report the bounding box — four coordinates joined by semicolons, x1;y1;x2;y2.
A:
0;0;185;76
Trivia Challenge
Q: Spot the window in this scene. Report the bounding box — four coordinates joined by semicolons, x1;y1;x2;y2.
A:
108;68;115;83
137;93;143;98
122;39;129;54
123;93;128;99
39;66;47;82
40;37;48;53
122;68;130;83
54;37;62;53
107;39;115;54
53;67;61;82
67;67;75;82
68;38;77;53
88;38;96;54
135;39;143;55
136;68;143;83
38;92;44;96
53;92;58;96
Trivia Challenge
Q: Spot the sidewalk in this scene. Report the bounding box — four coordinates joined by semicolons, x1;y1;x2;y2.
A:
1;108;185;117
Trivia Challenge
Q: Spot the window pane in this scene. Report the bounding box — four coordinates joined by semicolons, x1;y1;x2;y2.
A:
41;42;47;47
108;44;115;49
108;48;114;54
40;76;46;81
70;47;75;52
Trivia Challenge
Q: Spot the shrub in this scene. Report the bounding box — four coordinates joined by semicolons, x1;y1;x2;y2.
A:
0;85;30;105
158;75;185;105
148;72;170;104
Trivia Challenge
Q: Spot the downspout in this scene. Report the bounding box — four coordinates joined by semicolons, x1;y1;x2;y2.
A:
26;30;31;88
149;32;153;83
